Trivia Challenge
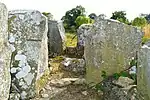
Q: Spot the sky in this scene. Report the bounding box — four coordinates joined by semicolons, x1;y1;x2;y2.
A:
1;0;150;21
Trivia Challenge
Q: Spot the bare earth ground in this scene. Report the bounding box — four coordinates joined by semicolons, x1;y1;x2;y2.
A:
31;57;102;100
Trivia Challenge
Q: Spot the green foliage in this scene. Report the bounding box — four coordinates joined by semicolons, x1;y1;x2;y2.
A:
94;83;104;92
142;37;150;44
62;5;86;32
113;73;120;79
101;71;107;79
42;12;50;17
112;71;129;80
130;59;137;67
42;12;53;20
88;13;97;19
132;17;147;28
75;16;94;28
65;33;77;47
101;70;134;81
8;15;16;32
110;11;129;24
119;71;129;77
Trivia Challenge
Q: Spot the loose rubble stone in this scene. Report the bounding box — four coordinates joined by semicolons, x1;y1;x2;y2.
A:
60;57;86;75
49;78;86;87
102;76;138;100
9;92;20;100
8;10;48;99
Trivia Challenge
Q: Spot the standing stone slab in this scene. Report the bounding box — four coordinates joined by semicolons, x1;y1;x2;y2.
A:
48;20;66;57
8;10;48;99
137;43;150;100
77;24;92;47
0;2;11;100
77;24;92;57
85;17;143;83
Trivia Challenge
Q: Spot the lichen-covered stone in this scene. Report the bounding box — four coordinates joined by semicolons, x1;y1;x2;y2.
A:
76;24;92;57
77;24;92;47
85;17;143;83
9;92;20;100
137;43;150;100
48;20;66;57
0;2;11;100
60;57;85;75
8;10;48;99
102;76;138;100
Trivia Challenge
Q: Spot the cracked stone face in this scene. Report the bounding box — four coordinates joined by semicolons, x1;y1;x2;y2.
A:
0;2;11;100
85;17;143;84
8;10;48;99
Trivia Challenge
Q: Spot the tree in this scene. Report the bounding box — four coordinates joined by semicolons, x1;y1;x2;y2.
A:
110;11;129;24
145;14;150;23
132;17;147;28
88;13;97;20
75;16;94;28
42;12;53;20
61;5;86;32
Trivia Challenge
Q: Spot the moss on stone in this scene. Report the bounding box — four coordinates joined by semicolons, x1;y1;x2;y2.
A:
52;56;65;62
72;59;80;63
8;15;16;33
35;69;50;96
12;61;19;67
10;50;18;67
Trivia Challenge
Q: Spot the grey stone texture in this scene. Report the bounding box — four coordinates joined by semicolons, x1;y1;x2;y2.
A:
85;17;143;83
0;2;11;100
48;20;66;57
137;42;150;100
8;10;48;99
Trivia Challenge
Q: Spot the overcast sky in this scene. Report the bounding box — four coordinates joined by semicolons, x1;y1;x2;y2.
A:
1;0;150;21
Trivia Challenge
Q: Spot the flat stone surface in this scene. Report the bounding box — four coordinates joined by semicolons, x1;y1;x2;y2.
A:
85;17;143;83
137;43;150;100
8;10;48;100
0;2;11;100
48;20;66;57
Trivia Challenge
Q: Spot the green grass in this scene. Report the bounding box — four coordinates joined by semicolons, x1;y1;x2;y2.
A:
65;33;77;47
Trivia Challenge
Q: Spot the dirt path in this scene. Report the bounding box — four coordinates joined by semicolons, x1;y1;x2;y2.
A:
31;57;102;100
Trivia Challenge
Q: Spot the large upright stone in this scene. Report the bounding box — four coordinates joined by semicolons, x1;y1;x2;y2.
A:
137;43;150;100
85;17;143;83
48;20;66;57
0;2;11;100
8;10;48;99
77;24;92;47
76;24;92;57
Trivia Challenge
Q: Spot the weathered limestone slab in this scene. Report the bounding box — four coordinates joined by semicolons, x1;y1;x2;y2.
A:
85;17;143;83
0;2;11;100
137;43;150;100
77;24;92;47
8;10;48;99
76;24;92;57
48;20;66;57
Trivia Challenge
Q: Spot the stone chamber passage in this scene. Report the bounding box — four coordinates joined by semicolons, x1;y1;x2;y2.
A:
0;2;150;100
